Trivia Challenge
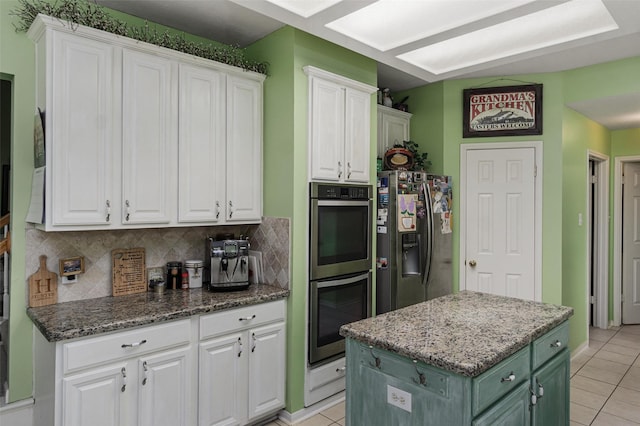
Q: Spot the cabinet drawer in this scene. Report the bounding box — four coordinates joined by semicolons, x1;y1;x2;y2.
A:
357;343;450;399
472;346;530;416
531;321;569;370
199;300;285;340
63;319;191;374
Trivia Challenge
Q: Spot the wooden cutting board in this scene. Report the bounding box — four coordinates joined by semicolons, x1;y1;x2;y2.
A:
29;255;58;307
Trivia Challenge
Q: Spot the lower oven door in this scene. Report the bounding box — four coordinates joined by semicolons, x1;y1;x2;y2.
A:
309;271;371;366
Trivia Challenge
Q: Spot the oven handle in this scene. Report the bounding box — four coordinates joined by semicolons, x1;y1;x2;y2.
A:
315;199;371;207
314;271;371;289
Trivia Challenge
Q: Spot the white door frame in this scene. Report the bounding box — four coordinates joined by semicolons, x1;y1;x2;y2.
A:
587;150;609;329
459;141;543;301
613;155;640;326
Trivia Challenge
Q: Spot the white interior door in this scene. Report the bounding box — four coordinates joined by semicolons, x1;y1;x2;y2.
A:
622;162;640;324
464;146;537;300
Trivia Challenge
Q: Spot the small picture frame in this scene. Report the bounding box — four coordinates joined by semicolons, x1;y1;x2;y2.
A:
59;256;85;277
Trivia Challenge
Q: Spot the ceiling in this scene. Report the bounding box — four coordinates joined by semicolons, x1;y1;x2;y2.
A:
95;0;640;130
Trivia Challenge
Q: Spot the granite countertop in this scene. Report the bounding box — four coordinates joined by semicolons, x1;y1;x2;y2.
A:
339;291;573;377
27;284;289;342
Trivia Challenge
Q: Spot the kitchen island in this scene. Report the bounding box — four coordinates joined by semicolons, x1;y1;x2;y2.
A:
340;291;573;426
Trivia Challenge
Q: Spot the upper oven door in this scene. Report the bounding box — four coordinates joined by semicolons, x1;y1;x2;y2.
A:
310;198;372;280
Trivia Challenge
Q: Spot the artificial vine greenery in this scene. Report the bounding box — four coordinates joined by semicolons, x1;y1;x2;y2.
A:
10;0;269;75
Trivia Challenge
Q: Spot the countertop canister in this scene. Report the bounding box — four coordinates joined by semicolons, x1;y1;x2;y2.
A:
185;260;203;288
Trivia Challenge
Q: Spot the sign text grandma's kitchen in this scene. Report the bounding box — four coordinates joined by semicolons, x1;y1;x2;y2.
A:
463;84;543;138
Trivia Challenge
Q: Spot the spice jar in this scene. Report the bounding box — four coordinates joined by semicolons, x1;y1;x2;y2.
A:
166;261;182;290
181;271;189;289
184;260;203;288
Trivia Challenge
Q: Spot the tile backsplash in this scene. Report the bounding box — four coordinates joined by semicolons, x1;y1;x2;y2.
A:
25;217;290;303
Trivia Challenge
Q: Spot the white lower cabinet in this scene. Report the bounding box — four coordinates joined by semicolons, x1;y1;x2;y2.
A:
199;300;286;426
34;301;286;426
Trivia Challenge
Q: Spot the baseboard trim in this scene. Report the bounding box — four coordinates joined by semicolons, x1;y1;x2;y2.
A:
571;340;589;359
278;391;345;425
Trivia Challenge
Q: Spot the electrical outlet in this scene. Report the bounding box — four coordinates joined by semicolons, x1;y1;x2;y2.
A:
387;385;412;413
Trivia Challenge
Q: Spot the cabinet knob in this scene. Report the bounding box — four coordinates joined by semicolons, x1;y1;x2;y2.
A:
501;372;516;382
468;260;477;267
550;340;562;348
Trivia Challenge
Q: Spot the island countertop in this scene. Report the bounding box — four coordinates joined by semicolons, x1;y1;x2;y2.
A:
339;291;573;377
27;284;289;342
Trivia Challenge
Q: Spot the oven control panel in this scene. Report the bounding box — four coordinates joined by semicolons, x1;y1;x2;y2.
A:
311;183;372;200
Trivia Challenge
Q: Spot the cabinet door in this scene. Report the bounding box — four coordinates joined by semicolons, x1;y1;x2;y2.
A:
178;64;226;223
531;349;569;426
138;346;193;426
248;322;285;421
226;75;262;222
62;362;128;426
199;332;247;426
309;77;345;181
122;49;175;225
50;32;114;226
379;109;410;157
344;88;371;183
472;381;531;426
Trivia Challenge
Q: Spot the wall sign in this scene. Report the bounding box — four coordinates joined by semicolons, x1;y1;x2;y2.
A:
463;84;543;138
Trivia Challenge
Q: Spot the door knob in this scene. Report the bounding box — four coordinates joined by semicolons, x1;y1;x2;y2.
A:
468;260;477;267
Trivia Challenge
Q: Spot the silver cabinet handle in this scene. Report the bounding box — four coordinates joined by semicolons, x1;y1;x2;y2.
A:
338;161;342;178
239;314;256;321
121;339;147;348
550;340;562;348
336;366;346;374
121;367;127;392
125;200;131;221
501;372;516;382
237;337;242;358
229;200;233;218
347;162;351;179
215;201;220;219
105;200;111;222
251;332;256;353
142;361;148;386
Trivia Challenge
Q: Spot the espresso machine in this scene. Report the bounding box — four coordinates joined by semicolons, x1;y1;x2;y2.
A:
205;237;250;291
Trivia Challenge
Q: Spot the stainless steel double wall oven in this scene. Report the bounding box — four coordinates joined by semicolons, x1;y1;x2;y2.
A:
308;182;372;365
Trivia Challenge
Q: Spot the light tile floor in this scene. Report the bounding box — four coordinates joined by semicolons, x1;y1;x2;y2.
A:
571;324;640;425
265;325;640;426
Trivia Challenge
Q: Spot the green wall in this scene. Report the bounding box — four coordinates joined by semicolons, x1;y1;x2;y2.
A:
247;28;376;412
560;107;610;349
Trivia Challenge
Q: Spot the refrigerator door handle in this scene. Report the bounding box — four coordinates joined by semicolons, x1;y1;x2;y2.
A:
422;181;434;287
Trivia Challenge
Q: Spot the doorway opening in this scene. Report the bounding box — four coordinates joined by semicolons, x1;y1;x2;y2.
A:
587;151;609;330
0;75;12;403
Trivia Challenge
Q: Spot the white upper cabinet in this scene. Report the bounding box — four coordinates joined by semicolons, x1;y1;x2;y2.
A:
377;105;412;158
308;77;345;182
304;66;376;184
27;15;264;231
47;30;116;226
178;63;226;224
225;75;263;222
122;49;175;225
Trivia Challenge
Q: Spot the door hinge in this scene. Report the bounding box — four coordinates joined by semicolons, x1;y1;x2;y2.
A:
534;164;537;178
590;174;598;184
590;295;596;304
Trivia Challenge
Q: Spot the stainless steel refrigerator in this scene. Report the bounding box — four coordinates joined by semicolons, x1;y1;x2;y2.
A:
376;170;453;314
